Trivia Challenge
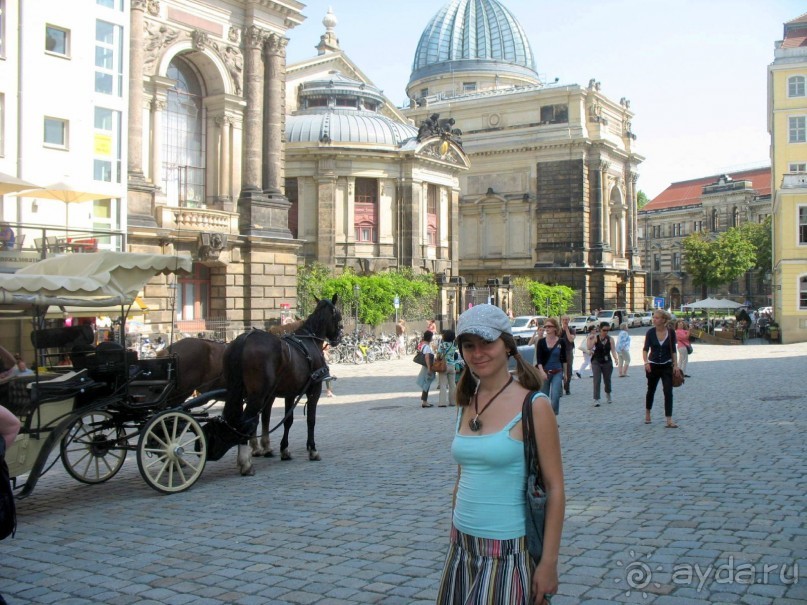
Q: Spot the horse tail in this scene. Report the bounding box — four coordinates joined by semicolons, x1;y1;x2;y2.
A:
222;333;248;426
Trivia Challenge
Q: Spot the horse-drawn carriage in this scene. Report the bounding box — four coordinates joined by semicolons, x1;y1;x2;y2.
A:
0;252;227;496
0;251;341;498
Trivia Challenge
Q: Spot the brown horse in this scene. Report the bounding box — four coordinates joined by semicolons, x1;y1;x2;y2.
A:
222;296;342;476
159;338;227;406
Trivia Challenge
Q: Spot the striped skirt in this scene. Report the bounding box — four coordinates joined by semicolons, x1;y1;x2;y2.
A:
435;525;534;605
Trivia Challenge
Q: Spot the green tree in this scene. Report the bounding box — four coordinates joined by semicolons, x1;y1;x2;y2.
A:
513;277;575;316
297;262;333;317
682;228;756;299
738;215;772;276
637;190;650;209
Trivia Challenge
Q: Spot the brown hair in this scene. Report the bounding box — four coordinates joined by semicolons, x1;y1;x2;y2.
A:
455;332;543;406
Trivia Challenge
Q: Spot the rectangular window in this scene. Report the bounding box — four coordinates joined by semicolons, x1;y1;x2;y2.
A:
790;163;807;173
93;107;121;183
800;206;807;245
540;104;569;124
43;117;68;148
45;25;69;56
96;0;123;9
789;116;806;143
653;254;660;272
176;263;210;322
463;82;477;93
427;184;439;246
800;276;807;310
354;177;378;243
672;252;681;270
789;76;806;98
0;0;5;58
95;20;123;96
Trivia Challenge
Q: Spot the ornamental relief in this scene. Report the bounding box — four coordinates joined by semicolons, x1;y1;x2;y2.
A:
420;141;462;165
143;19;243;96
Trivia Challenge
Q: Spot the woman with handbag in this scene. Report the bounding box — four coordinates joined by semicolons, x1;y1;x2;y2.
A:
534;318;566;415
416;330;436;408
674;320;692;377
436;305;565;605
436;329;458;407
642;309;680;428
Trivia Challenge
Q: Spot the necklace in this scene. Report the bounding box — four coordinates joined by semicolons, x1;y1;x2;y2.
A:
469;376;514;432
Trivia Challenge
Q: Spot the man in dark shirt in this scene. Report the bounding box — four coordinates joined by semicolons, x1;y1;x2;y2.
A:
559;315;576;395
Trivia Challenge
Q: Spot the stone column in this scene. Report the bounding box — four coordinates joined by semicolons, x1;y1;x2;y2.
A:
216;116;232;199
593;162;604;248
629;171;639;254
149;97;166;189
262;34;287;195
315;174;337;267
128;0;147;181
241;25;264;194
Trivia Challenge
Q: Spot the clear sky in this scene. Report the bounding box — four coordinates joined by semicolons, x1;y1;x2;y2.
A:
286;0;806;200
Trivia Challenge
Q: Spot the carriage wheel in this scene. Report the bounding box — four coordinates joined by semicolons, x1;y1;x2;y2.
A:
137;410;207;494
61;411;127;484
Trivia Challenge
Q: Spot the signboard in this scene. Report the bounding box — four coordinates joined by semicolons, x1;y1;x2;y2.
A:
94;134;112;157
393;296;400;309
653;297;665;309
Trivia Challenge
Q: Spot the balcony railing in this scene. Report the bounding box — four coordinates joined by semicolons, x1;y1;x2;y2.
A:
0;223;126;273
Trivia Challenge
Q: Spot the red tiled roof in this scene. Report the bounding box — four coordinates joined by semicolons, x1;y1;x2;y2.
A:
785;12;807;25
642;167;771;212
783;16;807;47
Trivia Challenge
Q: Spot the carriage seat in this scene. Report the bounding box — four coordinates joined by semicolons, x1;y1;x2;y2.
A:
127;357;177;407
29;369;99;405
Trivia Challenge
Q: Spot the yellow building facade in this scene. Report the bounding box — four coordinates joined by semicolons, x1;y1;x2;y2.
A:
769;13;807;343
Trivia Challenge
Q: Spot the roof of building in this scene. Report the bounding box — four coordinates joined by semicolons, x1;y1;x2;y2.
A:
642;167;771;212
409;0;540;86
783;13;807;47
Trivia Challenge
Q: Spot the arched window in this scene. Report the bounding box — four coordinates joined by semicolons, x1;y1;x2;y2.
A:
789;75;805;98
162;57;206;207
733;206;740;228
712;209;719;232
354;178;377;242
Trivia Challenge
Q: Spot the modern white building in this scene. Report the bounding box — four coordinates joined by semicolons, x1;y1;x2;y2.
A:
0;0;129;262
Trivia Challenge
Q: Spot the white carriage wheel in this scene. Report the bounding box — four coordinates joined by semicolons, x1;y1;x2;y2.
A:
61;410;127;484
136;410;207;494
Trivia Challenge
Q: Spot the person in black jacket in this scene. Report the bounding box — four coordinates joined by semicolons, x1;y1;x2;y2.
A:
589;322;618;407
535;318;567;415
642;309;679;428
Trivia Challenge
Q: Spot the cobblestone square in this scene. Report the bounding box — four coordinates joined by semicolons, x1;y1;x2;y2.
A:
1;332;805;604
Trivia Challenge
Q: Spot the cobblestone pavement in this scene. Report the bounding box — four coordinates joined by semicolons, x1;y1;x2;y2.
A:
1;330;806;604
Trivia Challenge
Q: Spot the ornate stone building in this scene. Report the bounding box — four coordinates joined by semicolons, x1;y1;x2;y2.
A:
127;0;305;332
404;0;645;313
284;10;469;277
638;168;771;309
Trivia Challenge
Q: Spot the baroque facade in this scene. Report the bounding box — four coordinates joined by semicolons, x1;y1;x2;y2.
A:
769;13;807;343
637;168;772;310
403;0;645;313
126;0;305;333
284;10;469;278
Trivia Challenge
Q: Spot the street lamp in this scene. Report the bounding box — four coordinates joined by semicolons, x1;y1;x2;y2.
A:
353;283;360;338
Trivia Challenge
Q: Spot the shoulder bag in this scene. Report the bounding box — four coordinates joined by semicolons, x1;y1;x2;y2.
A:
413;350;427;366
522;391;547;564
668;330;685;388
432;354;447;373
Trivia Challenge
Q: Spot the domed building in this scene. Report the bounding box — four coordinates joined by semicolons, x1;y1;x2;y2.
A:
285;12;469;275
405;0;647;314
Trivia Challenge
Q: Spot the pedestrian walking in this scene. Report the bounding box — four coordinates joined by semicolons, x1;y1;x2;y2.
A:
675;320;692;377
436;304;564;605
615;322;631;377
576;325;596;378
559;315;575;395
415;330;436;408
535;317;567;415
590;322;618;407
436;329;459;407
643;309;679;428
395;319;407;358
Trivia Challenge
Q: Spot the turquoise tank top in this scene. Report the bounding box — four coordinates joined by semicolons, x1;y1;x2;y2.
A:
451;392;547;540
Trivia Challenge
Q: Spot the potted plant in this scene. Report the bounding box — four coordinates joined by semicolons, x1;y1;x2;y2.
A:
768;322;780;342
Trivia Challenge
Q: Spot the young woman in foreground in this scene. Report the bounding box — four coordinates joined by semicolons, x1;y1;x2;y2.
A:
436;304;565;605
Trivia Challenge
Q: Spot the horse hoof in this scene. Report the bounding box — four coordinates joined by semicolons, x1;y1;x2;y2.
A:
251;450;263;458
308;450;321;461
263;449;274;458
281;449;292;461
240;466;255;477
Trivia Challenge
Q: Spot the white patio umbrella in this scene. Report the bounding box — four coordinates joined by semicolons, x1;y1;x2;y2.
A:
12;182;112;237
0;171;42;196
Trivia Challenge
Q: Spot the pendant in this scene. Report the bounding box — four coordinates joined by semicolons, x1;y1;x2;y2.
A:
469;416;482;432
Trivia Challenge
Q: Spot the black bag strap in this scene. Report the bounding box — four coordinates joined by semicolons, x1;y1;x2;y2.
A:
521;391;545;490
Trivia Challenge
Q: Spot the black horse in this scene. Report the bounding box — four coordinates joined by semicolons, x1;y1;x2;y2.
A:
221;296;342;476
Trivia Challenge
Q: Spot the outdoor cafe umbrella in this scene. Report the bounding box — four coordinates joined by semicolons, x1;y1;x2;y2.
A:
684;297;742;334
12;181;112;239
0;171;41;195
